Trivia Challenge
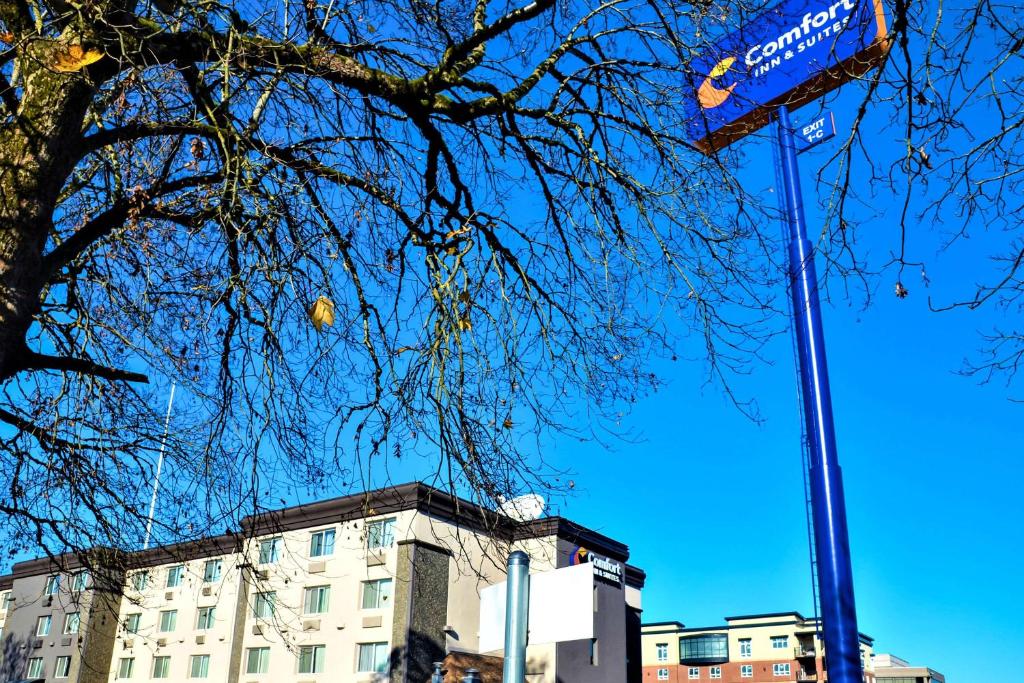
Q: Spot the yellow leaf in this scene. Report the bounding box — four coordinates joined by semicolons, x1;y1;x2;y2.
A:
458;315;472;332
52;44;105;73
0;32;14;44
308;296;335;332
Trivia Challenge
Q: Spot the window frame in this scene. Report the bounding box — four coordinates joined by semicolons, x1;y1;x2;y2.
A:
158;609;178;633
72;571;89;592
166;565;185;588
203;559;222;583
656;642;669;662
298;644;326;674
710;666;722;679
152;655;171;679
117;657;135;679
64;612;80;634
189;654;210;679
27;657;45;678
303;585;331;615
657;668;669;681
258;537;282;564
773;663;791;677
356;641;389;674
131;571;149;591
124;613;141;633
365;518;396;550
252;591;276;619
55;655;72;678
741;664;753;678
739;638;752;658
360;578;393;610
688;667;700;680
771;635;789;650
196;606;216;630
245;647;270;675
309;529;336;558
36;614;51;636
44;575;60;595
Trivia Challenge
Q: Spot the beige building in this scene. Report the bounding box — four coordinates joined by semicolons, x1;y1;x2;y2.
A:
641;612;874;683
871;653;945;683
1;482;645;683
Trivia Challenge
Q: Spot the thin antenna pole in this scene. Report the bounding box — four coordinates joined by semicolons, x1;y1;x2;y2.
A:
143;382;176;550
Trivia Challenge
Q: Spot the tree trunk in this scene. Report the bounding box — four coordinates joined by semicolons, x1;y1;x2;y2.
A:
0;51;98;381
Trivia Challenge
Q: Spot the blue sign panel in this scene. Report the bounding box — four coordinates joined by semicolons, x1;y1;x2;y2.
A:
795;111;836;153
686;0;888;153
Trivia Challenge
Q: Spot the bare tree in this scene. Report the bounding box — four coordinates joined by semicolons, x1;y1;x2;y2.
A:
1;0;1015;561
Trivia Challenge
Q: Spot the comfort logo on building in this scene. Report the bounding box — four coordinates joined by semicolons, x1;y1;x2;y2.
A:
570;546;590;566
569;545;623;586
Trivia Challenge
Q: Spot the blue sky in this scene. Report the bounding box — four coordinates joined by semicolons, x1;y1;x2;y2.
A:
529;110;1024;681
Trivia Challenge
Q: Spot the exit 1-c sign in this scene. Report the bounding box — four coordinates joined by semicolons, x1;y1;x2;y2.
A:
795;111;836;153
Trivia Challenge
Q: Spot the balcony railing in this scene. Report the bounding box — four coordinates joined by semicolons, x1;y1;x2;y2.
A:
796;673;818;682
794;645;817;658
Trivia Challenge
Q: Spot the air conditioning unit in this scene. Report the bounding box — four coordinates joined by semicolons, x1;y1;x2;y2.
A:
123;639;134;649
255;570;269;581
251;625;263;636
195;635;206;645
308;561;326;574
202;587;213;597
302;619;320;631
156;639;167;647
165;591;174;600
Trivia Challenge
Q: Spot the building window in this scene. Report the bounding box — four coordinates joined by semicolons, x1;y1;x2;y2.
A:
258;537;282;564
741;664;753;678
361;579;393;609
152;656;171;679
658;669;669;681
166;565;185;588
299;644;326;674
72;571;89;592
680;633;728;663
117;657;135;679
27;657;44;678
55;655;71;678
196;607;216;630
64;612;80;634
1;591;11;611
773;663;791;677
131;571;149;591
590;638;599;666
688;667;700;679
310;529;336;557
656;643;669;662
189;654;210;678
357;642;388;673
710;666;722;679
366;519;396;549
45;575;60;595
158;609;178;632
36;615;52;636
203;560;222;583
124;613;141;633
739;638;752;658
253;591;276;618
304;585;331;614
771;636;789;650
246;647;270;674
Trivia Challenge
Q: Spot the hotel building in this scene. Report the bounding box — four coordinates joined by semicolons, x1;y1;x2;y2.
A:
871;654;945;683
641;612;875;683
0;482;645;683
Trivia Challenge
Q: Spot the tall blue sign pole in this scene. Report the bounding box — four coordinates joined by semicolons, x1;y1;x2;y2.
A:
682;0;891;678
776;104;861;683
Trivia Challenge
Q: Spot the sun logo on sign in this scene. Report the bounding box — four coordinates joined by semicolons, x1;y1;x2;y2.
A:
697;57;738;109
570;546;590;565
